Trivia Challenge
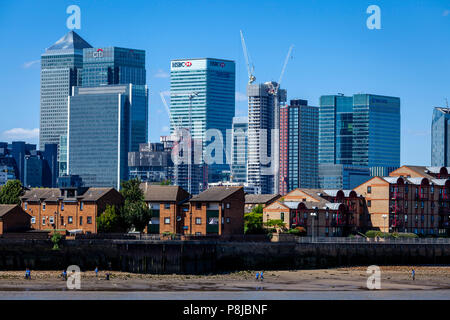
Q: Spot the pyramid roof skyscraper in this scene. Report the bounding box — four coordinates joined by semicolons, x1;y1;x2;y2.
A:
44;30;92;55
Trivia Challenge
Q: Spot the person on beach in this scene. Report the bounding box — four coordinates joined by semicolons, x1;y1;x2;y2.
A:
412;268;415;281
260;271;264;282
255;272;259;281
25;268;31;280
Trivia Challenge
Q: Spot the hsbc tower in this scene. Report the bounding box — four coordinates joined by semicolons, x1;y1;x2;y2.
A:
170;58;236;188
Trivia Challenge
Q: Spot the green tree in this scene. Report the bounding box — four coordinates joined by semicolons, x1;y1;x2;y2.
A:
120;178;152;233
265;219;287;233
160;179;171;186
244;205;265;234
51;232;63;250
97;205;126;233
0;180;23;204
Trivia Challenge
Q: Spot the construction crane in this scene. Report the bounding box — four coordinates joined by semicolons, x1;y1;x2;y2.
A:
240;30;256;84
269;44;294;195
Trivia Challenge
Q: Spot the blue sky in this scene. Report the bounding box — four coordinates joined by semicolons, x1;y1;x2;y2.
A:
0;0;449;165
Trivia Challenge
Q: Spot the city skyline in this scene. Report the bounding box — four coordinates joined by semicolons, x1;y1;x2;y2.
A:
0;0;449;166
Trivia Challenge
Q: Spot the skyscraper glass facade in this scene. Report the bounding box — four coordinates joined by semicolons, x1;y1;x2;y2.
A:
67;86;130;189
40;31;92;150
431;107;450;167
170;58;235;186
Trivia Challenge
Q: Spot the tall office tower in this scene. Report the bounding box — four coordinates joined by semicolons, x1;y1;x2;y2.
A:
170;58;236;184
40;31;92;150
318;94;400;189
247;82;286;194
279;99;319;194
42;144;58;187
431;107;450;166
81;47;148;151
10;141;37;184
231;117;248;184
67;85;133;189
24;151;44;188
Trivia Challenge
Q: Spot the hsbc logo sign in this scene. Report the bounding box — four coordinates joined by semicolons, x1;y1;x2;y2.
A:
172;61;192;68
92;48;104;58
209;61;225;68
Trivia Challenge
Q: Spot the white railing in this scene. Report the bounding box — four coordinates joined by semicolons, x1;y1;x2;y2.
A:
297;237;450;244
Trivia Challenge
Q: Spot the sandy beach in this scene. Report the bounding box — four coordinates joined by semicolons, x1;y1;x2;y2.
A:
0;266;449;292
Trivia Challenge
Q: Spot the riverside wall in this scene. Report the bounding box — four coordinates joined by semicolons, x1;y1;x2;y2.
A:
0;239;449;274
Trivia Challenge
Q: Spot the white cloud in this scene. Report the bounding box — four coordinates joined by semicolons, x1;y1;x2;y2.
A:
154;69;169;78
235;92;247;102
443;10;450;16
22;60;39;69
1;128;39;141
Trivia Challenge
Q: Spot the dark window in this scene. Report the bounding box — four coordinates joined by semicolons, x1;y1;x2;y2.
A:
80;202;84;211
195;218;202;225
61;203;64;211
367;186;372;194
87;216;92;224
196;203;202;210
367;200;371;207
226;217;231;223
68;216;73;224
164;203;170;210
281;213;285;221
60;216;64;225
79;217;83;226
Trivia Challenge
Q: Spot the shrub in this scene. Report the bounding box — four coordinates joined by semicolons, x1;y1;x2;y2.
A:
51;232;63;250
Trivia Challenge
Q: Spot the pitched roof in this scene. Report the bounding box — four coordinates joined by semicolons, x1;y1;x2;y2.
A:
21;188;60;202
0;204;18;217
190;186;243;202
245;194;280;204
140;184;189;202
78;188;115;201
45;31;92;54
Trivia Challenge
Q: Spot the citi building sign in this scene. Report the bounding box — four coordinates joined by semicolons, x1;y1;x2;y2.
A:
172;61;192;68
93;48;104;58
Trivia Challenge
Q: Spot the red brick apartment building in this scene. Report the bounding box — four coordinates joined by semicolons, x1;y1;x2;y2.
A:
354;165;450;236
187;186;245;236
263;188;370;237
0;204;31;235
21;186;123;234
141;184;190;234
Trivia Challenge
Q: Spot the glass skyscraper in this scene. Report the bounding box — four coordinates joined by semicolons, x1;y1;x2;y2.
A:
81;46;148;151
170;58;235;187
40;31;92;150
319;93;400;189
67;85;131;189
431;107;450;167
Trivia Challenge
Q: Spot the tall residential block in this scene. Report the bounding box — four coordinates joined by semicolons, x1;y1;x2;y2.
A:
279;99;319;194
431;107;450;167
247;82;286;194
40;31;92;150
231;117;248;184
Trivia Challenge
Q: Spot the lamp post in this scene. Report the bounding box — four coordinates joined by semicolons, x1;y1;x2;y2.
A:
382;214;388;234
310;210;317;242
